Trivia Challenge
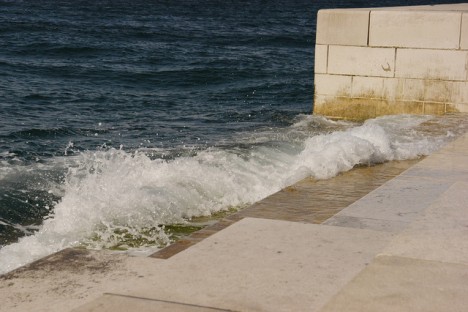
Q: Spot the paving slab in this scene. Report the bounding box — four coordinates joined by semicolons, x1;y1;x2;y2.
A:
325;132;468;232
398;154;468;184
323;215;409;233
73;294;233;312
398;133;468;180
323;175;455;231
105;218;393;312
381;181;468;265
0;249;163;312
320;255;468;312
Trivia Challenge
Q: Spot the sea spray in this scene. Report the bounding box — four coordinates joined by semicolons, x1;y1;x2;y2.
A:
0;114;464;274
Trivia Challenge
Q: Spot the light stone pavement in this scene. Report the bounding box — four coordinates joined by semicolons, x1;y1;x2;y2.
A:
1;132;467;312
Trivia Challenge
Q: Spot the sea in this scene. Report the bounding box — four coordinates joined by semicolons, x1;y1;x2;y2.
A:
1;0;468;274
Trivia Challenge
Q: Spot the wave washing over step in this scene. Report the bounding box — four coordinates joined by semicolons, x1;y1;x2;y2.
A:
0;114;466;274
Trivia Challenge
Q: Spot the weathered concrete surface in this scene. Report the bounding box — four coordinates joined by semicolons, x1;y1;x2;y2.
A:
314;4;468;120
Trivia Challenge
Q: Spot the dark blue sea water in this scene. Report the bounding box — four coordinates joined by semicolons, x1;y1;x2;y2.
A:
1;0;468;273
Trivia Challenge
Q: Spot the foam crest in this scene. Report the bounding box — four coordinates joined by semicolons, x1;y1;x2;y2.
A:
290;123;393;181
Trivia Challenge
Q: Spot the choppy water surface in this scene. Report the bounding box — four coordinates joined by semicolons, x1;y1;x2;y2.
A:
1;0;468;274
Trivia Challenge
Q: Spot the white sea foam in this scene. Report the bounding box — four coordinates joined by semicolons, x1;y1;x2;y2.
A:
0;114;461;274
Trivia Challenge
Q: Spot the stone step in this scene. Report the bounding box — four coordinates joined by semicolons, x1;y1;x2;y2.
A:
320;180;468;311
324;133;468;234
380;181;468;265
72;133;468;312
320;255;468;312
73;218;393;312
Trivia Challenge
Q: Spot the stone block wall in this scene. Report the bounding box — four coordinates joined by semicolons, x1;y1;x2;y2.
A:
313;4;468;120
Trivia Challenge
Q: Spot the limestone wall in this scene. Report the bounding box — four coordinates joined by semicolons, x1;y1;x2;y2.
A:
313;4;468;120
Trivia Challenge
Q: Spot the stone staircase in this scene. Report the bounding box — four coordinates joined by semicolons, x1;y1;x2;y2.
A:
70;133;468;312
